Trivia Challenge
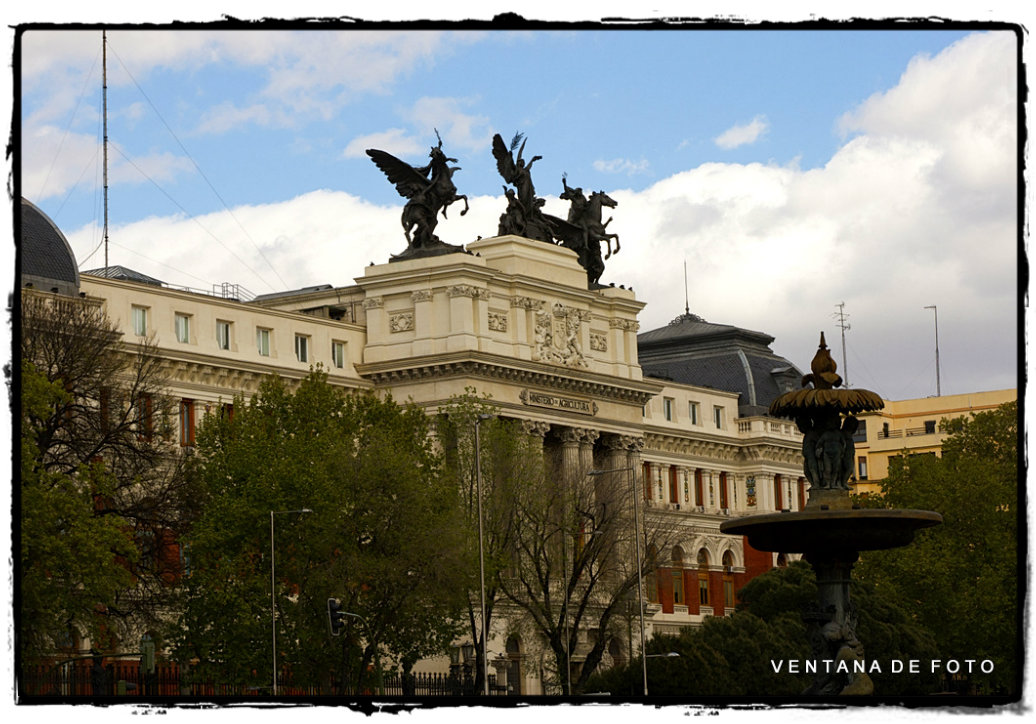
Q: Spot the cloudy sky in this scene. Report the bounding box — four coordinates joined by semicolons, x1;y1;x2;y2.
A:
13;12;1022;402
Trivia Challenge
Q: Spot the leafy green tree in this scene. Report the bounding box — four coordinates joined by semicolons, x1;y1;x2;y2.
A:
585;561;941;697
19;293;197;660
19;361;138;662
172;371;470;693
856;401;1019;695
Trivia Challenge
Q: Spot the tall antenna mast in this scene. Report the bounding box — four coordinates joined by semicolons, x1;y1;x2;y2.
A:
102;29;110;268
924;305;941;396
683;260;690;315
833;302;850;387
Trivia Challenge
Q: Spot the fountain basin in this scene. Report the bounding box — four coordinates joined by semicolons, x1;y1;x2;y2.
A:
720;509;943;553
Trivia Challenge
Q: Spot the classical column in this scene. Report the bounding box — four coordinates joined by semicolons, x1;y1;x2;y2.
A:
519;419;550;460
556;427;584;487
577;428;599;474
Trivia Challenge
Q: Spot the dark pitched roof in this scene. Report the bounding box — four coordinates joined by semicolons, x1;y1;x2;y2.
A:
20;198;80;294
81;265;165;286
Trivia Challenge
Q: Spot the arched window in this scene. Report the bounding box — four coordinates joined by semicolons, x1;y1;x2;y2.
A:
722;551;735;609
697;548;710;607
505;636;522;695
671;546;685;605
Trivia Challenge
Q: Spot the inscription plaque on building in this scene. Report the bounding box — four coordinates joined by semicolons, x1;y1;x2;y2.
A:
519;389;598;416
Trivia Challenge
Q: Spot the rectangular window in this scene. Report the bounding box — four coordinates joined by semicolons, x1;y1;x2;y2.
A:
257;328;271;357
858;456;868;480
672;571;684;605
663;397;674;422
724;579;734;608
331;340;346;369
295;334;309;363
175;313;191;343
698;576;710;606
132;306;148;336
179;399;195;447
689;401;700;425
714;406;724;429
135;394;153;441
217;320;232;350
924;420;936;434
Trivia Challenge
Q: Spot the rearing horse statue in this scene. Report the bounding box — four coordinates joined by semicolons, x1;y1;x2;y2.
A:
367;130;469;258
549;177;621;287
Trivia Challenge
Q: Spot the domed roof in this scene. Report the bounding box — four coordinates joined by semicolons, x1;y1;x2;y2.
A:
20;198;80;296
638;311;803;417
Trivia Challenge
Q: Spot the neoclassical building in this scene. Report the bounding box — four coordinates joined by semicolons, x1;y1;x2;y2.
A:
19;197;809;693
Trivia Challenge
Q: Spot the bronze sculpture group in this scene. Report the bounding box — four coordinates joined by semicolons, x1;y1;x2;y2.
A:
367;131;621;286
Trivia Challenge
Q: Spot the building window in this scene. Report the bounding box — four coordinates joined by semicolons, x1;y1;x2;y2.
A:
295;334;309;363
719;472;729;510
175;313;191;343
217;320;232;350
858;456;868;480
132;306;148;336
663;397;674;422
134;394;154;441
672;571;684;605
694;469;704;507
689;401;700;425
179;399;195;446
257;328;271;357
714;406;724;429
723;579;734;608
331;340;346;369
924;420;936;434
697;549;710;606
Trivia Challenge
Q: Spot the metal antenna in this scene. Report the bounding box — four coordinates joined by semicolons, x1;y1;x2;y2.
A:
833;302;850;387
683;260;690;315
924;305;941;396
102;29;110;268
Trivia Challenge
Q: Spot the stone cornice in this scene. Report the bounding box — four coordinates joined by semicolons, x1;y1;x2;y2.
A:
642;430;743;462
356;351;662;405
123;342;373;394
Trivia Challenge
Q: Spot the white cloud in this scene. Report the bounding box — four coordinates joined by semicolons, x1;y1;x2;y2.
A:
404;97;493;153
713;115;769;150
342;129;423;160
592;158;650;175
56;30;1017;401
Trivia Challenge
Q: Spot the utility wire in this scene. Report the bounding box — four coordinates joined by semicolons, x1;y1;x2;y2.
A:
107;142;279;291
34;45;102;203
106;40;289;290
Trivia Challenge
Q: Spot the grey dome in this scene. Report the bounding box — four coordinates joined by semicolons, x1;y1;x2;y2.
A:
638;311;802;417
20;198;80;296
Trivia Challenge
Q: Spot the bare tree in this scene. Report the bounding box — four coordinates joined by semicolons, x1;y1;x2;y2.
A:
20;291;199;650
499;442;681;694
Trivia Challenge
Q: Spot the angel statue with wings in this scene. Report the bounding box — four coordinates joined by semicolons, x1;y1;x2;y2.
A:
366;130;469;260
492;132;553;243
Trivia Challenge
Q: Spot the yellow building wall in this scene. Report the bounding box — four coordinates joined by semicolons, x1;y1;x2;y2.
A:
851;389;1016;497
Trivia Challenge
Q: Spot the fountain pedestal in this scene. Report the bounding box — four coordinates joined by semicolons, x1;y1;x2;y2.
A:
721;334;942;695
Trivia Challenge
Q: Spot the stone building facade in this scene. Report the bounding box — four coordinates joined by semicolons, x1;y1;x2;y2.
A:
20;198;809;693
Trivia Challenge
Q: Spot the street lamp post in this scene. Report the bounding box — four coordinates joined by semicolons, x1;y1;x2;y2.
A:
588;466;648;697
270;508;313;696
473;414;493;696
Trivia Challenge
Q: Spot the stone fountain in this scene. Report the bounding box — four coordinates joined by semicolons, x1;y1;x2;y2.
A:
721;333;942;695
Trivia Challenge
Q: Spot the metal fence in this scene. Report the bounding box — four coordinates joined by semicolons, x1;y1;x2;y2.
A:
21;661;512;699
